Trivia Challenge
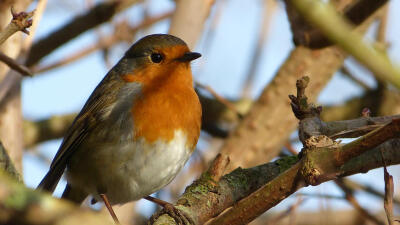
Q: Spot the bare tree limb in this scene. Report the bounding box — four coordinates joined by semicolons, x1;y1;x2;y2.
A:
241;0;277;98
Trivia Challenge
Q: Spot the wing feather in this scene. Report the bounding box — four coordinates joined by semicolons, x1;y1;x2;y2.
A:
37;71;124;192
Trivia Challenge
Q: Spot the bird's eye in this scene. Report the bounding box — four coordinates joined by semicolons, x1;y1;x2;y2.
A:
150;53;163;63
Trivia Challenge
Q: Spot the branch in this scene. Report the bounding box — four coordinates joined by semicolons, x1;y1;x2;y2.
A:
286;0;387;48
33;10;173;74
241;0;277;97
0;7;34;46
335;179;385;225
25;0;140;66
341;178;400;206
23;114;76;148
150;155;299;225
149;131;400;225
168;0;215;49
218;0;385;172
289;0;400;89
0;142;21;182
0;171;114;225
0;52;32;76
195;82;243;119
321;85;400;122
206;77;400;225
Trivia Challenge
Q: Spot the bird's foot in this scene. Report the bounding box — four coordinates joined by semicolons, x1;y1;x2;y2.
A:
145;196;194;225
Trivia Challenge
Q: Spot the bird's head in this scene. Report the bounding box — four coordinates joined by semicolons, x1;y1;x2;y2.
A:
118;34;201;87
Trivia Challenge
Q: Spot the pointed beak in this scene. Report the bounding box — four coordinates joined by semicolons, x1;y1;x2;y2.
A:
177;52;201;62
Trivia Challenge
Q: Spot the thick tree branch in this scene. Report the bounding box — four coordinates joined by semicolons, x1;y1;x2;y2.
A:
206;77;400;225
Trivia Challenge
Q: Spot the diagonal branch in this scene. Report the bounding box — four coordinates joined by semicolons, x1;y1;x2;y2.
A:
289;0;400;89
0;52;32;76
0;142;21;182
25;0;140;66
33;10;172;74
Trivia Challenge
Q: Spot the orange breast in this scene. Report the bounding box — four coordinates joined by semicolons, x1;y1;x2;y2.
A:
123;60;201;149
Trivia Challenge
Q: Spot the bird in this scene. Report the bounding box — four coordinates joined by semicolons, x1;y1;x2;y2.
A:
37;34;202;222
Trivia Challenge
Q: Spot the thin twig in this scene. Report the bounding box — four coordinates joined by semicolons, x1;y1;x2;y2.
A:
340;65;371;90
296;193;345;200
195;81;244;119
285;142;298;155
377;4;389;48
0;52;32;76
241;0;277;97
26;0;140;66
207;153;230;182
335;179;385;225
0;7;34;46
33;10;172;74
341;178;400;205
267;197;304;225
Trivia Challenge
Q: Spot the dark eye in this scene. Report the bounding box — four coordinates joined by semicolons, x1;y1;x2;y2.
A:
150;53;163;63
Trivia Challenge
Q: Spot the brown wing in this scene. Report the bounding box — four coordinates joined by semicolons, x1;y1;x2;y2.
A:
37;71;123;192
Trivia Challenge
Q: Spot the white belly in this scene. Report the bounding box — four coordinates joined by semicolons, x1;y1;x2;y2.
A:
66;130;192;205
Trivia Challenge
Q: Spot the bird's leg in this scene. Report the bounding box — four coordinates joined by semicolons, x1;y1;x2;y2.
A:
144;195;171;207
99;193;120;224
145;195;194;225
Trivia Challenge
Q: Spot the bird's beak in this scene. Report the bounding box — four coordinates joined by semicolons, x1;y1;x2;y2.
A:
177;52;201;62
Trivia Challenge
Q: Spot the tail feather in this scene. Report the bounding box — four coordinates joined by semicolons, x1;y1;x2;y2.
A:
61;183;87;204
36;165;65;192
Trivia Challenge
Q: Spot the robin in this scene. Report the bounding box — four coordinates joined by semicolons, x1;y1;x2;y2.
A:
37;34;202;223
